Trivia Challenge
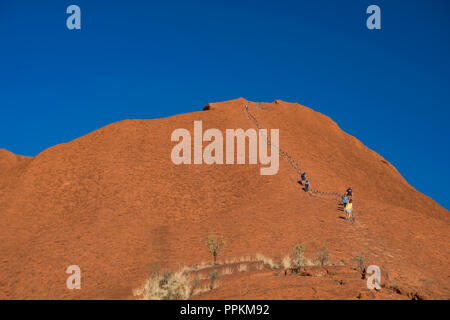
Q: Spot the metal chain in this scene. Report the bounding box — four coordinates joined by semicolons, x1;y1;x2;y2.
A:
245;103;303;175
244;103;345;203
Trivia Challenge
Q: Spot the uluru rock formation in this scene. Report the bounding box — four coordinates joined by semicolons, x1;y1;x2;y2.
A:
0;98;448;299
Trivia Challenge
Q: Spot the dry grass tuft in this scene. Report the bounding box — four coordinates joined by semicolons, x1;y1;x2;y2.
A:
134;269;193;300
255;253;279;269
292;244;307;268
282;255;292;270
239;256;255;263
192;261;214;271
221;267;233;276
238;264;248;272
135;252;298;299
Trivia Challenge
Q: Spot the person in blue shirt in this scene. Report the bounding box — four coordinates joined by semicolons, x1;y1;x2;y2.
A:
342;195;349;207
304;180;309;192
301;172;306;182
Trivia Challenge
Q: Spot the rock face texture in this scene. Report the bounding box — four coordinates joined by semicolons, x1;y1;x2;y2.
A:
0;98;448;299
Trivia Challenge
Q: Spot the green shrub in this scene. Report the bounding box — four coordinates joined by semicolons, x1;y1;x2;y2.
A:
292;244;307;268
205;235;226;265
316;246;329;266
353;253;366;274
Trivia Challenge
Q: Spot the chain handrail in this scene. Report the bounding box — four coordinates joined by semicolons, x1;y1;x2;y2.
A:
244;103;348;204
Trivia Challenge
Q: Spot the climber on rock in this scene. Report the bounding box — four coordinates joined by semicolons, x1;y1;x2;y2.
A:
346;187;352;198
300;172;306;185
345;199;353;221
301;172;306;180
342;194;349;208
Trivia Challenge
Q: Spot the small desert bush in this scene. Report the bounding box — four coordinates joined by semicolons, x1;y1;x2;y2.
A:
134;267;193;300
292;244;307;268
353;253;366;274
205;235;226;265
282;255;292;269
315;246;329;266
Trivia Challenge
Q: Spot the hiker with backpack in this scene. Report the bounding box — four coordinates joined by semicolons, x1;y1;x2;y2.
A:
304;179;309;192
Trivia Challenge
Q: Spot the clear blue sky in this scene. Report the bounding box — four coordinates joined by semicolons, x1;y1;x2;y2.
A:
1;0;449;209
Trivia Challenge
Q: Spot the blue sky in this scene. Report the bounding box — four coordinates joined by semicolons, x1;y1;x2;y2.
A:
0;0;449;209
